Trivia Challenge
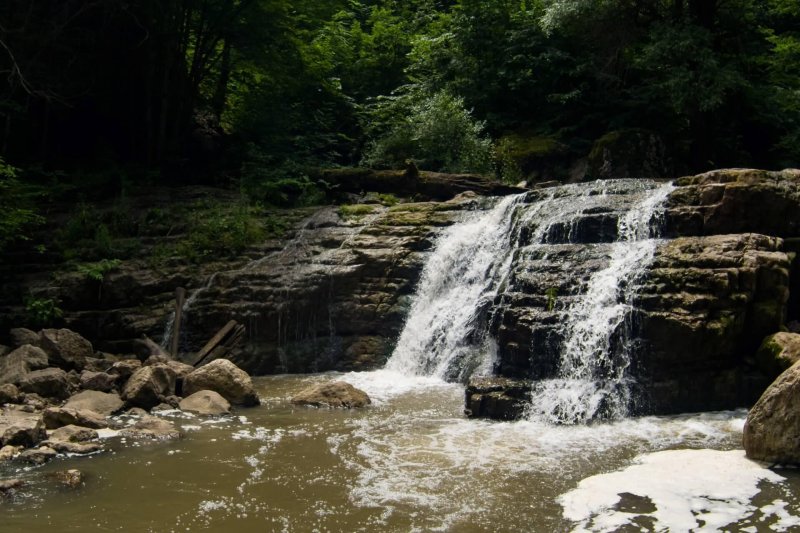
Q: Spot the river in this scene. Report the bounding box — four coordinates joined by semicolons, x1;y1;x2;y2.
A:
2;371;798;532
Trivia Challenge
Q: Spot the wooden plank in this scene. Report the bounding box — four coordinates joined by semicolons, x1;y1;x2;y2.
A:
191;319;238;367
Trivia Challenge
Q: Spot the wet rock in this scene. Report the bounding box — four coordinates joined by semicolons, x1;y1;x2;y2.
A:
744;359;800;464
48;441;103;455
125;407;148;417
119;415;180;441
18;446;57;465
109;359;142;380
0;345;49;385
465;377;532;420
79;371;118;392
0;384;20;404
0;445;20;461
756;332;800;381
0;478;23;493
183;359;259;406
150;403;174;413
48;424;98;443
121;364;176;410
83;357;115;373
0;408;46;447
49;469;84;488
18;368;71;400
291;381;371;409
179;390;231;415
9;328;40;348
42;407;107;430
39;328;93;370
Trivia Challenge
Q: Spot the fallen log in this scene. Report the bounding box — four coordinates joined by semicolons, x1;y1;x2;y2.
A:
191;320;245;367
310;167;528;201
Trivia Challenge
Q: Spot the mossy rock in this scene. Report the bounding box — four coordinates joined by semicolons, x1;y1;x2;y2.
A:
756;332;800;380
587;129;674;180
495;134;569;183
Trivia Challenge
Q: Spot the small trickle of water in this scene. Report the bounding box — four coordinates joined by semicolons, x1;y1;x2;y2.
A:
528;182;674;424
385;194;527;381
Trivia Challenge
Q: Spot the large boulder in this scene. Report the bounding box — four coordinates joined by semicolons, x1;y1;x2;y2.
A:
64;390;124;417
744;359;800;464
48;424;98;443
39;329;93;371
9;328;40;348
0;384;20;404
42;407;107;430
79;371;118;392
182;359;259;406
108;359;142;381
121;365;176;410
0;407;46;447
756;332;800;380
18;368;71;400
291;380;371;409
0;345;49;385
178;390;230;415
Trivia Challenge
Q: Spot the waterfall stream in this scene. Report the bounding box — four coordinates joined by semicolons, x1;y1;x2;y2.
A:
385;179;674;422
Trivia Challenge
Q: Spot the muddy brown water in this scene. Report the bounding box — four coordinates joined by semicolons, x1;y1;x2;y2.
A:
2;372;798;532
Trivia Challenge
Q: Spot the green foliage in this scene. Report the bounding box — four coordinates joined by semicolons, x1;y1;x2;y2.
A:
240;150;328;207
24;296;63;328
378;193;399;206
0;158;44;253
339;204;378;219
177;201;267;262
77;259;122;282
362;89;493;173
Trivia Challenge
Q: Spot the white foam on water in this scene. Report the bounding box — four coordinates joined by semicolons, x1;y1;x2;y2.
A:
761;500;800;532
558;449;790;532
337;406;748;529
341;369;455;404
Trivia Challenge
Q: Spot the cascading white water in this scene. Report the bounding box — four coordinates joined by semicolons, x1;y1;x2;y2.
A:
528;182;674;424
385;194;527;381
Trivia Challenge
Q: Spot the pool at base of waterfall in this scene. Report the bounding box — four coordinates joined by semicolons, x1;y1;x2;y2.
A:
2;372;798;532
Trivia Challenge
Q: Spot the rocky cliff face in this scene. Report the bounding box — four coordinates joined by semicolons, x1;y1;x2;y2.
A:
3;168;799;419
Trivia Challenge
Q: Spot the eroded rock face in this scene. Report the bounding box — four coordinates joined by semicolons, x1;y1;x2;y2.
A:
744;360;800;464
182;359;258;406
291;380;371;408
465;377;531;420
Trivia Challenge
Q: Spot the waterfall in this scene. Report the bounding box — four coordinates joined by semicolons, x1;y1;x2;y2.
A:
384;179;674;423
385;194;527;381
528;181;674;424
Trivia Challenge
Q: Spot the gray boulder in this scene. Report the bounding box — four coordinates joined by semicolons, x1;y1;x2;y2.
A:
64;390;124;416
291;381;371;409
179;390;231;415
48;424;98;443
744;359;800;464
756;332;800;380
0;408;46;447
121;365;176;410
9;328;39;348
18;368;71;400
0;345;49;385
79;371;118;392
183;359;259;407
42;407;107;430
109;359;142;381
0;384;20;404
18;446;57;465
119;416;180;441
39;328;93;370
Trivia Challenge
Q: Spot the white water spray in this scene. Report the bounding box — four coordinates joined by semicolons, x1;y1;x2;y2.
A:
528;182;674;423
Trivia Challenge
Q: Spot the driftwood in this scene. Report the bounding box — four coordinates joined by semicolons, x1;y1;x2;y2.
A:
191;320;246;367
310;167;528;201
